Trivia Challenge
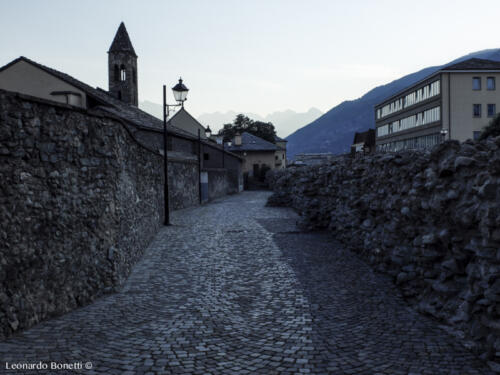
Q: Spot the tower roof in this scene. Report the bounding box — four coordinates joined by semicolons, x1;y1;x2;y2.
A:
108;22;137;57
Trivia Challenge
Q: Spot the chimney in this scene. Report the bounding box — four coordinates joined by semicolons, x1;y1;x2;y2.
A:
234;133;242;146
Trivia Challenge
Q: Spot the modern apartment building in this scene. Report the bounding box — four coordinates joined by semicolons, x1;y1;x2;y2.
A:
375;58;500;151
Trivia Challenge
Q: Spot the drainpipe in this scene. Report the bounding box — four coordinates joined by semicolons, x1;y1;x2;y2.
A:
198;129;202;204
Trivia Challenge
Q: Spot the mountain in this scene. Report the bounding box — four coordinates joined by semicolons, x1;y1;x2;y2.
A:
197;108;323;138
139;102;323;139
286;48;500;159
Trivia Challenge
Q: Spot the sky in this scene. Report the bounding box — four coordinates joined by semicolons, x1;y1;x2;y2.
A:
2;0;500;120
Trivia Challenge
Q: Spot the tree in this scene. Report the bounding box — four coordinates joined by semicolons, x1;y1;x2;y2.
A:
218;114;276;143
479;113;500;140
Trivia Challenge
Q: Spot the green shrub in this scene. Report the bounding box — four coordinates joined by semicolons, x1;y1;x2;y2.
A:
479;113;500;140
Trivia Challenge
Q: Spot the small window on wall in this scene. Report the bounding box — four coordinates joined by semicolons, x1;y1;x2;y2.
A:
487;77;496;90
473;104;482;117
120;65;126;81
473;77;481;90
487;104;496;117
473;131;481;140
203;153;209;161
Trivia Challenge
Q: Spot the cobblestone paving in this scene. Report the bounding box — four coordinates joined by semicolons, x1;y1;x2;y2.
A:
0;191;494;374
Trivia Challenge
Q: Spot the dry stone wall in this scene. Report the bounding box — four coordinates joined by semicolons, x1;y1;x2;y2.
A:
268;139;500;364
0;90;197;339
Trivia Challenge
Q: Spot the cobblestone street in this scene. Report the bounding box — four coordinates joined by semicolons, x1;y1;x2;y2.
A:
0;191;494;374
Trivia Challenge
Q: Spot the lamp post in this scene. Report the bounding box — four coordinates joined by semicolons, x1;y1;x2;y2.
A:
440;129;448;143
163;78;189;226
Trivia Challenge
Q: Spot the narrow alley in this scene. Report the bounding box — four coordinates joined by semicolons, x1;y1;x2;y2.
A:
0;192;493;374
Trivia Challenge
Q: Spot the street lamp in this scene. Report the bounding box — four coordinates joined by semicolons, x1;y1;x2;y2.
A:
440;129;448;143
163;78;189;226
172;78;189;106
205;125;212;139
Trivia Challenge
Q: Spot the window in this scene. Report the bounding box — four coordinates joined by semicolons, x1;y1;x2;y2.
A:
473;131;482;140
114;65;119;81
487;77;496;90
377;80;440;120
473;104;482;117
203;153;210;161
377;125;389;137
473;77;481;90
378;106;440;137
376;134;441;152
117;90;122;100
120;64;126;81
488;104;496;117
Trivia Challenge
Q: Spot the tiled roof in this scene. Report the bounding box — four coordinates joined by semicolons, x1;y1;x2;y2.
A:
227;132;277;152
108;22;137;57
442;58;500;71
1;56;193;137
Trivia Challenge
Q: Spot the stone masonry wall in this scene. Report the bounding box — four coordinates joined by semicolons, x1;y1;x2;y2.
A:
205;169;228;200
0;91;198;339
267;139;500;365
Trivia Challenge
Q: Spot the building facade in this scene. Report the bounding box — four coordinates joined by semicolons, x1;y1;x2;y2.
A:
375;58;500;151
226;132;277;179
169;107;209;140
274;136;287;169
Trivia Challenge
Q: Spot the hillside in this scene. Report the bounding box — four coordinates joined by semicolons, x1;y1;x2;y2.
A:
286;49;500;158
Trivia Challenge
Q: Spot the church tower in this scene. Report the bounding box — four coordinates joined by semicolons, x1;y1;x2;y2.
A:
108;22;138;106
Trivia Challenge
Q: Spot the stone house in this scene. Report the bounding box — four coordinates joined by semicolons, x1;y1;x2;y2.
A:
226;132;279;180
168;107;210;140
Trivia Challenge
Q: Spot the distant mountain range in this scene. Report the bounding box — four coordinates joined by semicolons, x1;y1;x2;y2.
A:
197;108;323;138
138;101;323;139
285;48;500;159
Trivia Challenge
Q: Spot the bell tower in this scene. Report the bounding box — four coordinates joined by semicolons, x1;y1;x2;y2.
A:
108;22;138;106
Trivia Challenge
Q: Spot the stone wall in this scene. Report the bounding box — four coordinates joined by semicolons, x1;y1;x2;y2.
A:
0;90;198;339
205;169;228;200
267;139;500;365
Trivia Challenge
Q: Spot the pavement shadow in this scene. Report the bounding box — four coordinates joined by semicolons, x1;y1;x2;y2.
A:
257;218;494;375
